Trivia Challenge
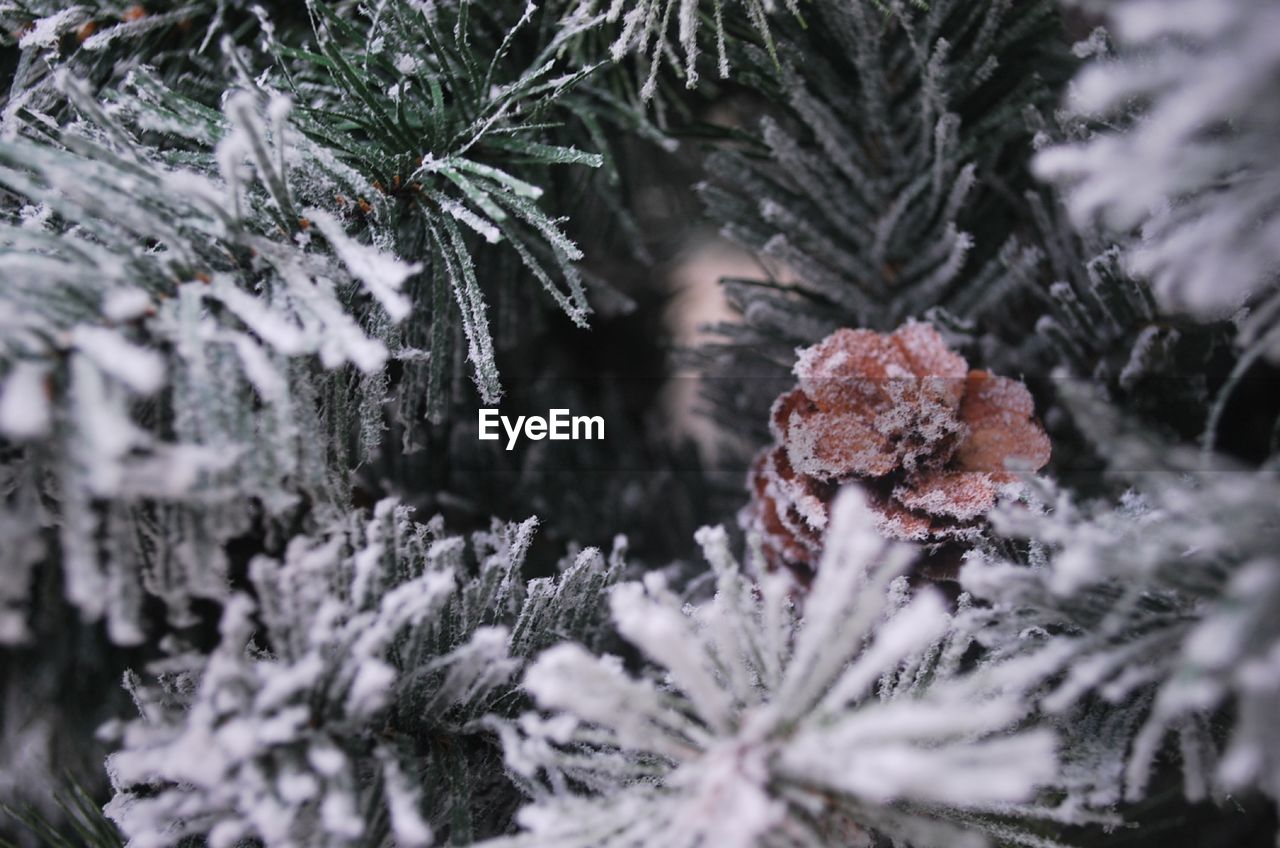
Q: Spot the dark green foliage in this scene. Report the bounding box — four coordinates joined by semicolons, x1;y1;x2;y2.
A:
1;781;123;848
693;0;1072;445
2;1;1277;846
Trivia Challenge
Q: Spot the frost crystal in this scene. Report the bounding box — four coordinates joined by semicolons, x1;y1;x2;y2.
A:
489;490;1066;848
0;67;421;639
1035;0;1280;357
562;0;797;99
0;361;52;440
743;322;1049;579
106;500;624;847
963;384;1280;815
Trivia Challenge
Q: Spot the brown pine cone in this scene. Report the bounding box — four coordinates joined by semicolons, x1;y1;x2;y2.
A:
742;321;1050;581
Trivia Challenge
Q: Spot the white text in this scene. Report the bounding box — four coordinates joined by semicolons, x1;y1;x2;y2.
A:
478;408;605;450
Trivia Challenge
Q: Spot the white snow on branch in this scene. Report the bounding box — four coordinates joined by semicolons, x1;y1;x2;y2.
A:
0;361;51;440
1035;0;1280;355
17;8;85;49
492;489;1068;848
305;208;419;323
70;325;165;394
962;386;1280;814
106;500;623;847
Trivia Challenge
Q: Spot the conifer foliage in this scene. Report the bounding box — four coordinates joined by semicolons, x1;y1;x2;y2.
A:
1;1;1279;847
694;0;1071;441
107;501;623;847
492;492;1066;848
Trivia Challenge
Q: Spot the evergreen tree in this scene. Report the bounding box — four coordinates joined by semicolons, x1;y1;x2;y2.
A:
1;1;1278;847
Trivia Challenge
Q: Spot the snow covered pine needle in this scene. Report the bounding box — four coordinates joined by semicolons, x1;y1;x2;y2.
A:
488;490;1061;848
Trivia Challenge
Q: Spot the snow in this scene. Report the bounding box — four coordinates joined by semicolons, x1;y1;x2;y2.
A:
228;333;289;404
1035;0;1280;356
380;748;433;846
210;277;307;356
668;737;786;848
321;789;364;838
439;195;503;243
304;208;419;322
0;361;51;439
18;203;50;229
18;9;82;49
346;660;396;717
506;489;1063;846
70;325;165;394
102;288;153;322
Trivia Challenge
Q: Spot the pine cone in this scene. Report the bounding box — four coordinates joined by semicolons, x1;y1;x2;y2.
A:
743;321;1050;580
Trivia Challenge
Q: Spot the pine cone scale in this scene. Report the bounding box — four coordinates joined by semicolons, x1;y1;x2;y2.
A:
744;321;1050;573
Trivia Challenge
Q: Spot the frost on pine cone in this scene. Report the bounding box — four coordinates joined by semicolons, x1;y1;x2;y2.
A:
744;322;1050;578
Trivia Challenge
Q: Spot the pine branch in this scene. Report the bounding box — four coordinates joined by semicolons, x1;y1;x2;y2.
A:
0;0;637;640
1;782;123;848
1034;0;1280;361
486;490;1095;848
105;499;625;847
962;380;1280;816
266;0;609;406
0;2;281;129
0;65;421;640
559;0;799;101
692;0;1070;447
